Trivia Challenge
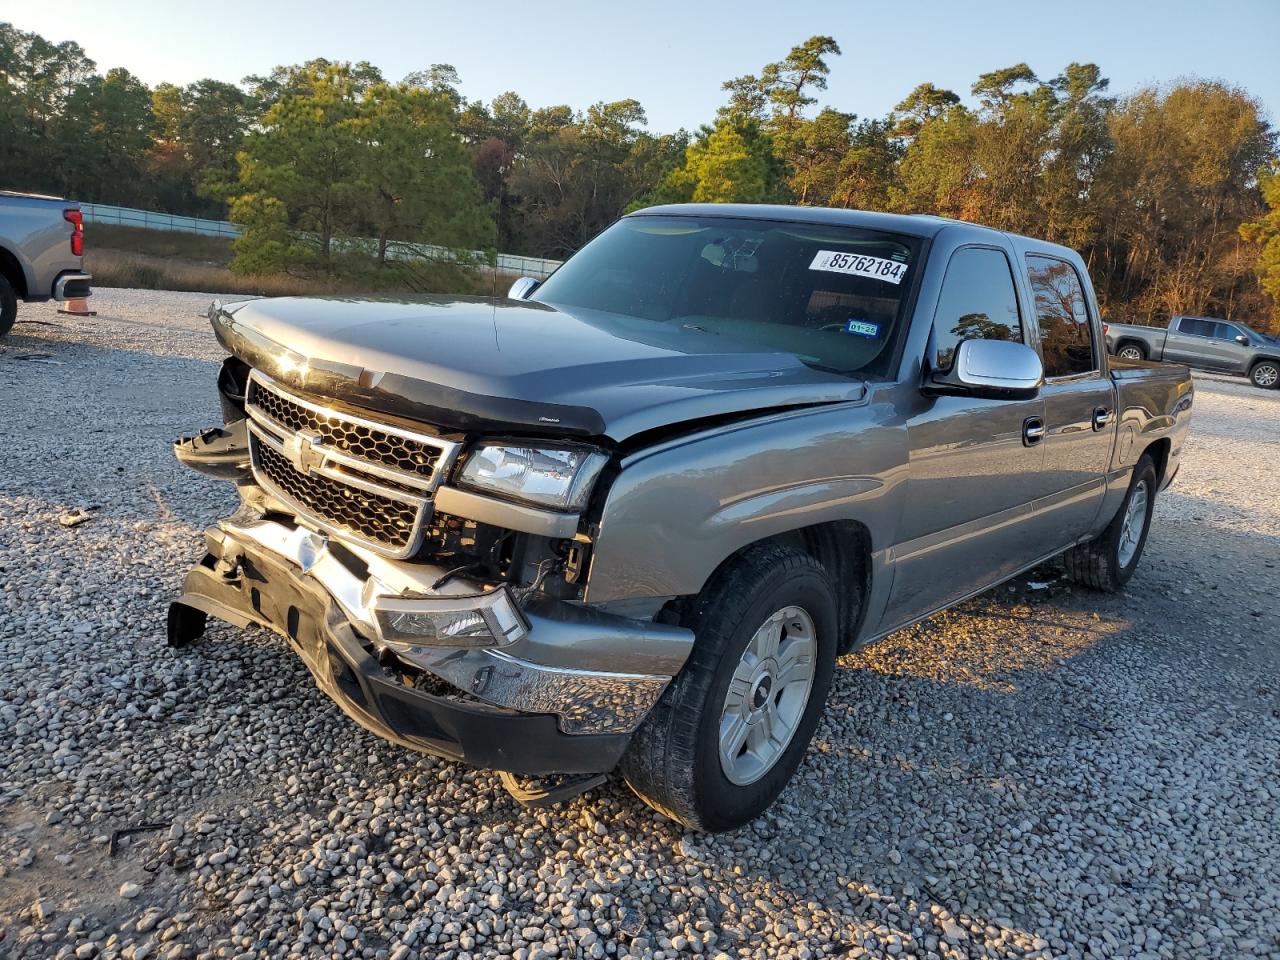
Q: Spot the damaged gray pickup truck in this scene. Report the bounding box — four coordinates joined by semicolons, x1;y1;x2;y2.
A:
171;205;1193;831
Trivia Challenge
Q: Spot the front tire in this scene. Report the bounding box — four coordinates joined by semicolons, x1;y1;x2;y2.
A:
1250;360;1279;389
0;274;17;338
1064;454;1157;592
621;544;839;832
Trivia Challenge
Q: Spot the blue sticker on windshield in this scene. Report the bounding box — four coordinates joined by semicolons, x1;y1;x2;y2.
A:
845;318;880;338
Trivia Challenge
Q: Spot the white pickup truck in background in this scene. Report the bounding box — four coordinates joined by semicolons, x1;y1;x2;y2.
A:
0;190;93;337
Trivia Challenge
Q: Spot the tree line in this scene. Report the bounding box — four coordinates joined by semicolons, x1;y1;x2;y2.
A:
2;23;1278;328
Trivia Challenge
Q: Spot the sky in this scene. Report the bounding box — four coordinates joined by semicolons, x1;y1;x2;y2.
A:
4;0;1279;131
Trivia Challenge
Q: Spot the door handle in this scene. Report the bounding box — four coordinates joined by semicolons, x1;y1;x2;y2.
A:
1023;416;1045;446
1092;406;1114;430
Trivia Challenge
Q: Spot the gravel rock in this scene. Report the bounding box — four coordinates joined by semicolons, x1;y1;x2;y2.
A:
1;290;1279;959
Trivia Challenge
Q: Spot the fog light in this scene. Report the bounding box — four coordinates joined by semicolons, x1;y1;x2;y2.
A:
371;586;528;648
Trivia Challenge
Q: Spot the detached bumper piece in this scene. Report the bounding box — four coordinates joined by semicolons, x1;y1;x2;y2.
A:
168;516;693;778
173;420;251;480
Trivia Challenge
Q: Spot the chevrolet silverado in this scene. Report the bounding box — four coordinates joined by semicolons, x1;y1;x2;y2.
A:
170;205;1193;831
0;190;92;336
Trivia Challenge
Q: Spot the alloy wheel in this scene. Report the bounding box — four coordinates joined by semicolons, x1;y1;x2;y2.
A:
718;605;817;786
1117;480;1149;568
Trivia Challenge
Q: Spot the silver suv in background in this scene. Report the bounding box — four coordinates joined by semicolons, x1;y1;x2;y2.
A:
0;190;93;337
1105;315;1280;388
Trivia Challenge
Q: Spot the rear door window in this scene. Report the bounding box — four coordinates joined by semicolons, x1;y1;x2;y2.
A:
931;247;1023;371
1178;317;1214;337
1025;255;1097;378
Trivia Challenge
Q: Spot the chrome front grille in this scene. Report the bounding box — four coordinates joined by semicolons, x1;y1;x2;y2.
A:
254;440;421;550
244;372;459;558
250;377;444;480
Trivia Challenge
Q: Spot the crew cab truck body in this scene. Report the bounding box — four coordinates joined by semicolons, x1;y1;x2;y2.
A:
170;205;1192;831
0;191;92;337
1106;315;1280;389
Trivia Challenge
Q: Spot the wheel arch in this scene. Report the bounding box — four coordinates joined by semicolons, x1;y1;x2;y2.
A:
0;243;29;299
1114;338;1148;358
677;520;874;655
1142;437;1172;485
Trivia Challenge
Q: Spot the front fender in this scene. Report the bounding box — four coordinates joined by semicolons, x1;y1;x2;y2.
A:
583;398;908;605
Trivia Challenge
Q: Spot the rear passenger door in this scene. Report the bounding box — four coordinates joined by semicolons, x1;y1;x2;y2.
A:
1025;255;1115;546
1163;317;1217;368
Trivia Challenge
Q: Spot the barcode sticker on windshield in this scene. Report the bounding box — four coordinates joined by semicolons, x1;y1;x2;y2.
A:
809;251;907;285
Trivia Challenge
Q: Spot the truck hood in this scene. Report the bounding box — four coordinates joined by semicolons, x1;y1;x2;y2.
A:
210;295;865;442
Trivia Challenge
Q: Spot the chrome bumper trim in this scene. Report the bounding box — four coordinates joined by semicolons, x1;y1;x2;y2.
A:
53;273;92;300
218;517;691;734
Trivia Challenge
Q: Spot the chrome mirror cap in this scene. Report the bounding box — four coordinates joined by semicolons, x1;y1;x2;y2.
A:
928;339;1044;401
507;276;541;300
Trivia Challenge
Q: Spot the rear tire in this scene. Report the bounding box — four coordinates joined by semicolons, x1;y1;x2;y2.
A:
621;544;839;832
1249;360;1279;389
1064;454;1157;592
0;274;17;338
1115;342;1147;361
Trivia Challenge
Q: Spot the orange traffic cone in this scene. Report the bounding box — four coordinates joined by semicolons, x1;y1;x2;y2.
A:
58;296;96;316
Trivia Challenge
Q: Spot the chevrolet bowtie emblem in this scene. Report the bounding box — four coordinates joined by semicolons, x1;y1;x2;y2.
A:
284;431;326;475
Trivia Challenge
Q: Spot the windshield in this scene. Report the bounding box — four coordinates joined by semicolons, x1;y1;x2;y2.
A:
531;214;922;376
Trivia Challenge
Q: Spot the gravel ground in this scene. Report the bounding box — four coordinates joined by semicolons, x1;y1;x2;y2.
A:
1;288;1278;960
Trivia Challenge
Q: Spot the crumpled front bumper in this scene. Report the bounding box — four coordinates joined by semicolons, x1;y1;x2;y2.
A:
170;515;693;776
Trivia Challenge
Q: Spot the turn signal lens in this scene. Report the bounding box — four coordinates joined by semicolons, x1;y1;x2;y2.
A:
372;586;529;648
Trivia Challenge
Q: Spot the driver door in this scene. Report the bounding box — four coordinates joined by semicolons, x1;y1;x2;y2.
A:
1163;317;1218;368
883;245;1051;628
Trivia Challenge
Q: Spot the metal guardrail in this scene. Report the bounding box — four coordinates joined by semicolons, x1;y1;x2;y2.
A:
81;202;242;238
80;202;563;278
494;252;562;278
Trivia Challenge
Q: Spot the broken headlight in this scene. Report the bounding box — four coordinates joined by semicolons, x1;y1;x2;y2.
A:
458;444;608;512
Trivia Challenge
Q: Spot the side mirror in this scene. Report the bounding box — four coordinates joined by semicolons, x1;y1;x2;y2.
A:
1235;334;1249;345
507;276;540;300
926;339;1044;401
